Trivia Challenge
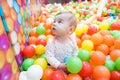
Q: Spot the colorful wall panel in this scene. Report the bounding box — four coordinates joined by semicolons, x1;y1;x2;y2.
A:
0;0;31;80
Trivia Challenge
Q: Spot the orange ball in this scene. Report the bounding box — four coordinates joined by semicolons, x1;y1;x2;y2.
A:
44;22;53;30
45;29;52;35
110;49;120;61
91;33;103;45
93;66;110;80
81;33;91;41
114;38;120;49
90;51;106;65
29;29;38;37
96;44;109;55
66;74;83;80
76;37;81;48
28;36;37;45
42;67;54;80
103;35;114;46
100;30;110;36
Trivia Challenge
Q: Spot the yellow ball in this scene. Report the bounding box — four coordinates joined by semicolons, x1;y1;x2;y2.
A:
35;45;45;55
34;58;47;70
75;24;88;36
99;22;109;30
81;40;94;52
46;35;52;41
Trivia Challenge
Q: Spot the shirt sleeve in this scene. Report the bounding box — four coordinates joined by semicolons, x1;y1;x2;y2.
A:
45;37;61;69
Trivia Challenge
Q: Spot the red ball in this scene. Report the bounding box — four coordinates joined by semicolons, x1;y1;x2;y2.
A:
110;71;120;80
22;46;35;58
49;70;65;80
79;61;93;77
36;39;46;46
87;24;98;35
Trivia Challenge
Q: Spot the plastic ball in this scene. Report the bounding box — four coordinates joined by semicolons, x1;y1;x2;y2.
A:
114;38;120;49
49;70;65;80
35;45;45;55
81;33;91;41
34;58;47;70
28;36;37;45
91;33;103;45
81;40;94;52
42;67;54;80
93;66;110;80
78;50;90;61
87;24;98;35
40;54;46;59
75;25;88;36
104;59;115;72
36;25;45;35
22;46;35;58
110;49;120;61
19;71;27;80
110;30;120;39
110;22;120;30
100;30;110;36
66;74;82;80
99;22;110;30
90;51;106;65
66;56;82;73
27;65;43;80
115;57;120;70
96;44;109;55
21;58;34;71
110;70;120;80
103;34;114;46
79;61;93;77
36;39;47;46
29;29;38;37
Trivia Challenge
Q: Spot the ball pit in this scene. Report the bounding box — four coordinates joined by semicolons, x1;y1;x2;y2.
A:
1;0;120;80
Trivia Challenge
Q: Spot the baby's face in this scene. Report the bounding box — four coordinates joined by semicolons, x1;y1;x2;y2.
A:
51;13;71;36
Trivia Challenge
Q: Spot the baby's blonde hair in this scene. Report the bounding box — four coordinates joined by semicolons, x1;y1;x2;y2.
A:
56;11;77;29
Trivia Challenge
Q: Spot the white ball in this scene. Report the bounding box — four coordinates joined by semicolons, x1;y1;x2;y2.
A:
19;71;28;80
27;65;43;80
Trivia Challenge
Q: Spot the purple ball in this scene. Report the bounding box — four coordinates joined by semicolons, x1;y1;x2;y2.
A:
0;34;10;51
0;64;12;80
15;52;24;67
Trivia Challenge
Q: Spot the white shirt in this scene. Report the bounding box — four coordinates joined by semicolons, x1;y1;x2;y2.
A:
45;33;78;68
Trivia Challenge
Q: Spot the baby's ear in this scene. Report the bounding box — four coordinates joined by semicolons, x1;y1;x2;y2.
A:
68;26;75;34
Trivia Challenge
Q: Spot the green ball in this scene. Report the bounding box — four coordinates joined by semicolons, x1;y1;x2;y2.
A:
115;57;120;70
22;58;34;71
36;25;45;35
104;59;115;72
110;30;120;39
40;54;46;59
78;50;90;61
66;56;82;73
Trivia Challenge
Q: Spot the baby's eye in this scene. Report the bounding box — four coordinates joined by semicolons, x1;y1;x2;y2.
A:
58;20;62;23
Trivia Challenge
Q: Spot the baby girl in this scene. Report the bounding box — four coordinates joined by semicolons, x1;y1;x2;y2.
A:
45;12;78;73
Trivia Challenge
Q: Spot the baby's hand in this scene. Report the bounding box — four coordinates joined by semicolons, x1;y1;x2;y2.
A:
58;63;69;74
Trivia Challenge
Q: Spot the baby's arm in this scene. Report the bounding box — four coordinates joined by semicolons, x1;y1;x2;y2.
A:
70;33;79;56
45;37;61;69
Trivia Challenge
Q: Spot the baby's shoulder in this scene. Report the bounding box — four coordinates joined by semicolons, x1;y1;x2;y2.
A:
47;36;55;43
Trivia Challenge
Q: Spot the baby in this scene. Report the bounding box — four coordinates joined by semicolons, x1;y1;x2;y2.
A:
45;12;78;73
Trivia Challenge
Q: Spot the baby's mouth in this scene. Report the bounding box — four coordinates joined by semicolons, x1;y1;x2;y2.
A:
52;27;56;30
